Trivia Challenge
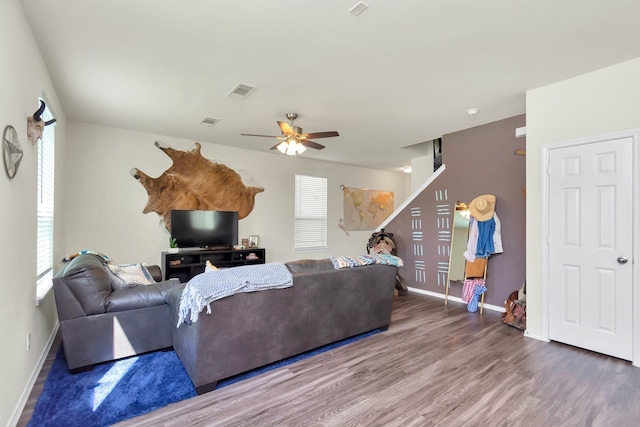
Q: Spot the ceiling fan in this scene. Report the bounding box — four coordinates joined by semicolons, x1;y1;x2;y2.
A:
241;112;339;155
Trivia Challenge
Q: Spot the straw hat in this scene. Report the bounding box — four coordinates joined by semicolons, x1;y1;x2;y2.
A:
468;194;496;221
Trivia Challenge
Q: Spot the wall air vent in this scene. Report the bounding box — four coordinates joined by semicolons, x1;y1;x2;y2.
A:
199;117;220;127
228;83;258;99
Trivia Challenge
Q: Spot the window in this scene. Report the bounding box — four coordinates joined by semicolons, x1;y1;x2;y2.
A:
36;102;55;300
294;174;327;250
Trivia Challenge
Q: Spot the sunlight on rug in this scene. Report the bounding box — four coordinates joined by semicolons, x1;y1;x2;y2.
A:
28;329;380;426
28;349;196;427
92;357;137;411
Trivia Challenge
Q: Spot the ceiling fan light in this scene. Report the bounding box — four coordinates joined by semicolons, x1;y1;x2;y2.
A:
285;140;297;155
276;141;288;153
243;113;336;154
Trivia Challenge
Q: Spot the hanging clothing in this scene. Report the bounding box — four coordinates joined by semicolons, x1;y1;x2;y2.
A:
475;217;495;258
463;217;479;262
462;277;484;303
467;282;487;312
493;212;503;254
464;212;503;260
464;257;487;279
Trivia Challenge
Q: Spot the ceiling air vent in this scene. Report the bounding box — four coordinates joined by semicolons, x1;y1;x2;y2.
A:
228;83;258;99
199;117;220;127
349;1;369;16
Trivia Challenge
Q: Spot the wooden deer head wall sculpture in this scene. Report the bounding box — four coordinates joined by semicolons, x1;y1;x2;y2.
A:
131;141;264;231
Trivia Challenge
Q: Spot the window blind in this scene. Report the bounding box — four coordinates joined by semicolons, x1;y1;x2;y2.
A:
294;174;327;250
36;104;55;280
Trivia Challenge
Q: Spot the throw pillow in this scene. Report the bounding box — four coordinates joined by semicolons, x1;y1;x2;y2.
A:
107;263;156;290
107;268;129;290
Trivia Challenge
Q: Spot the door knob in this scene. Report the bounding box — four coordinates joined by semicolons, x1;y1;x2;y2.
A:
617;256;628;264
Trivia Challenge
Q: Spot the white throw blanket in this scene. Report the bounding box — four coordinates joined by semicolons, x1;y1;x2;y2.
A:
329;254;403;269
176;262;293;326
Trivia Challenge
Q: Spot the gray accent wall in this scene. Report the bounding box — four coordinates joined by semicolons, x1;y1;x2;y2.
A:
387;115;526;307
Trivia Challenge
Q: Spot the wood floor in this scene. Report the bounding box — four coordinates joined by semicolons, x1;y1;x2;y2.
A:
18;292;640;427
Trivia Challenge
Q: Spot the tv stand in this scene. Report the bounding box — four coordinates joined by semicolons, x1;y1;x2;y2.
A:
162;248;266;282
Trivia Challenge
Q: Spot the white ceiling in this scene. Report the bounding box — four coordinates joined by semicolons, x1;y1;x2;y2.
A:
20;0;640;171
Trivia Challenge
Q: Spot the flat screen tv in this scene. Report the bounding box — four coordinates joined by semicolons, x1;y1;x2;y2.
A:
170;210;238;249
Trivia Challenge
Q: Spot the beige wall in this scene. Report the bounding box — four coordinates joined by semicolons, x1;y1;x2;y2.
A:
63;122;408;267
1;0;67;425
411;150;434;192
525;57;640;338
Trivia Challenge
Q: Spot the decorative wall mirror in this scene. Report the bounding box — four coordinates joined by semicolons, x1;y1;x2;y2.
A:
445;201;470;302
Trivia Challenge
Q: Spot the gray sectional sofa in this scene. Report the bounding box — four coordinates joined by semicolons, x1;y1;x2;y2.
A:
52;254;181;371
166;258;399;394
52;255;399;394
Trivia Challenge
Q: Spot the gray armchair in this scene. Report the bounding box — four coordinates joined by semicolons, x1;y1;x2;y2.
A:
52;254;180;371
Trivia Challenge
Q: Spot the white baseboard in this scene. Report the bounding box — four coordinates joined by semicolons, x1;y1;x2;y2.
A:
9;321;59;427
523;330;549;342
407;286;506;313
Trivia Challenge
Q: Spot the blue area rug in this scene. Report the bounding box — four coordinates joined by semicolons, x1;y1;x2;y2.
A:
28;329;380;426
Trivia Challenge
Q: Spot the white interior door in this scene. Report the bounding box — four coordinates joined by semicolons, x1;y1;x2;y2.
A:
548;136;633;360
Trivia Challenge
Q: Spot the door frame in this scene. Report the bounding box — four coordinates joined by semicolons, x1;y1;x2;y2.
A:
541;128;640;366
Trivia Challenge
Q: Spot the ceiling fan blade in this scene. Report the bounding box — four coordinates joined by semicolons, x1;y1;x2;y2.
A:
302;131;339;139
300;139;325;150
277;121;294;135
241;133;283;138
269;143;282;150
